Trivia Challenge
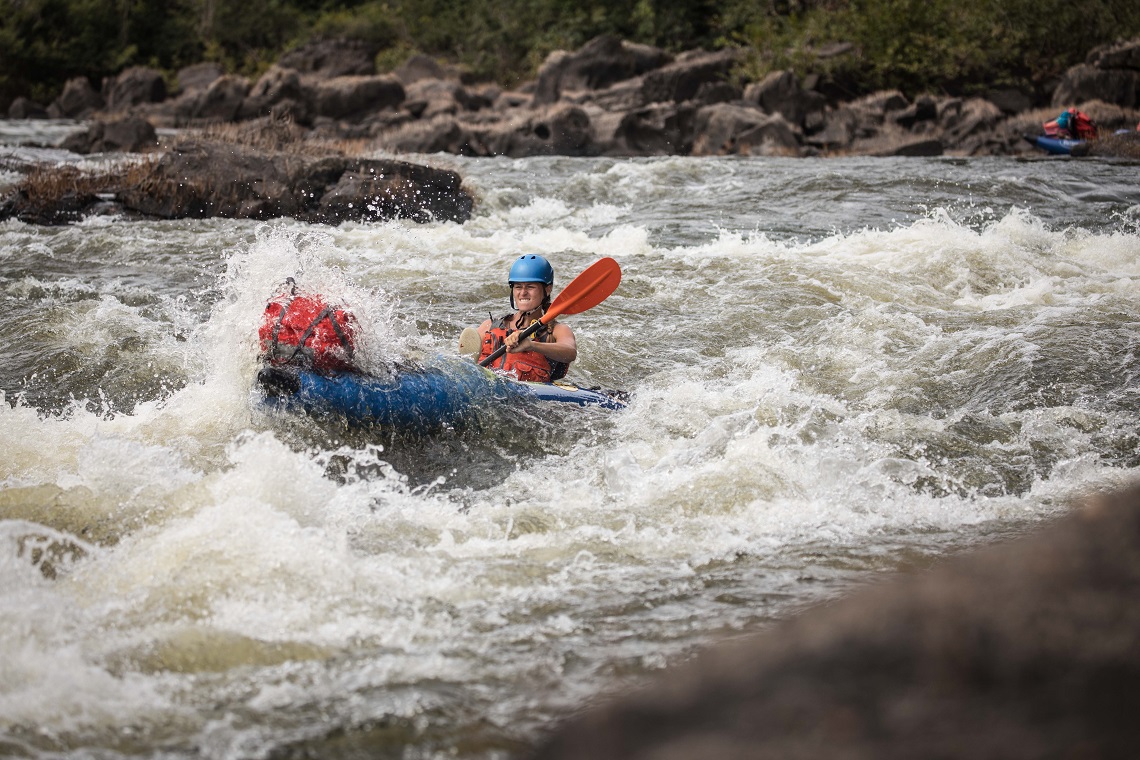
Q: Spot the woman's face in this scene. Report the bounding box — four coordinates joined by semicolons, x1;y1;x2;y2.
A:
512;282;547;311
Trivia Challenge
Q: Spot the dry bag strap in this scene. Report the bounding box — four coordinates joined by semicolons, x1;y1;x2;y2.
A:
287;305;334;363
268;297;293;354
326;311;353;356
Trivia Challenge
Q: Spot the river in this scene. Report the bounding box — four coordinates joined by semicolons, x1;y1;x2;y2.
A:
2;119;1139;759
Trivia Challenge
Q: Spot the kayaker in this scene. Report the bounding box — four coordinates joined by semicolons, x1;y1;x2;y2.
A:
474;254;577;382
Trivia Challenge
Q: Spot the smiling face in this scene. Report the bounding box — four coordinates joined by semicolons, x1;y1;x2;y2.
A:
512;282;548;312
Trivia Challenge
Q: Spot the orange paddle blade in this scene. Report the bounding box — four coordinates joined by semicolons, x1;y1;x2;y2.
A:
542;257;622;323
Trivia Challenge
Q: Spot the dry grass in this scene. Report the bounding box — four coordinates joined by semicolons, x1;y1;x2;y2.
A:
17;157;159;204
190;112;368;157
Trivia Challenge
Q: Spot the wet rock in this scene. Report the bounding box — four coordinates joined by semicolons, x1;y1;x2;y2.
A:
277;38;381;78
193;75;252;122
1087;37;1140;70
115;139;472;224
239;66;309;123
596;103;697;155
48;77;104;119
176;62;225;94
2;138;474;225
640;48;742;105
691;103;796;156
532;35;673;107
8;97;49;120
986;87;1034;115
102;66;167;112
892;94;939;129
58;116;158;154
1053;63;1140;109
744;70;827;130
310;75;405;121
403;79;485;120
528;484;1140;760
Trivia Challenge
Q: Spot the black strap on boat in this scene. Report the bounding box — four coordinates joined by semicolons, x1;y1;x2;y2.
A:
268;297;294;353
326;311;353;356
286;305;335;364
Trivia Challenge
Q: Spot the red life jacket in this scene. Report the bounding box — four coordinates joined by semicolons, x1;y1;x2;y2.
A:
478;314;568;383
1043;109;1098;140
259;290;358;374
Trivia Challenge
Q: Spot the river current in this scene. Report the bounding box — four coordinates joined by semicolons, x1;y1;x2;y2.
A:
2;120;1140;759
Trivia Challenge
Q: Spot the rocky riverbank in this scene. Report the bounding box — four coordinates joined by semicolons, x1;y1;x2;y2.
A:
10;34;1140;160
4;35;1140;225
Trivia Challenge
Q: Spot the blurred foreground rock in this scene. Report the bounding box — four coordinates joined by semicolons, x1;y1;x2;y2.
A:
529;484;1140;760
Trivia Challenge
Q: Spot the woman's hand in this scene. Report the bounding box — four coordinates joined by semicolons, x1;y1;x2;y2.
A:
504;332;532;352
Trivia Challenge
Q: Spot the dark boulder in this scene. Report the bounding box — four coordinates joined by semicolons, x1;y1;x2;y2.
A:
744;70;827;130
176;62;225;94
59;116;158;154
1087;37;1140;70
384;117;483;155
986;87;1034;115
526;104;593;155
309;75;405;121
641;48;742;106
2;139;474;225
48;77;104;119
597;103;697;155
471;104;596;157
239;66;310;123
193;75;252;122
532;35;673;107
892;94;939;129
528;484;1140;760
1053;63;1140;109
8;97;49;120
691;103;799;156
402;79;486;121
277;38;381;78
102;66;167;112
116;140;473;224
392;54;468;86
940;97;1004;154
314;160;472;223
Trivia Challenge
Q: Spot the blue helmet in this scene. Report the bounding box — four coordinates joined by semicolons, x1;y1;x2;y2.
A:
508;254;554;286
508;255;553;309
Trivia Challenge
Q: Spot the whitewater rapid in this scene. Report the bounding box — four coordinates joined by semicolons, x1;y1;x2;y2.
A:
2;144;1140;758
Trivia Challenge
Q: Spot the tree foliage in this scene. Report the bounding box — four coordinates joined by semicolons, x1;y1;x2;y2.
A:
2;0;1139;107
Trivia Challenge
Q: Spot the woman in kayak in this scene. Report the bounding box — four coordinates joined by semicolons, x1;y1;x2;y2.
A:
475;254;577;382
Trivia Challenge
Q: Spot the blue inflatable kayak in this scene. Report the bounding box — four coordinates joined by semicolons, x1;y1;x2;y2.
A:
1025;135;1083;155
258;360;627;429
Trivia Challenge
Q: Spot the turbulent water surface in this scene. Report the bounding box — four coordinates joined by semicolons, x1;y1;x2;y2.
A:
2;120;1140;759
